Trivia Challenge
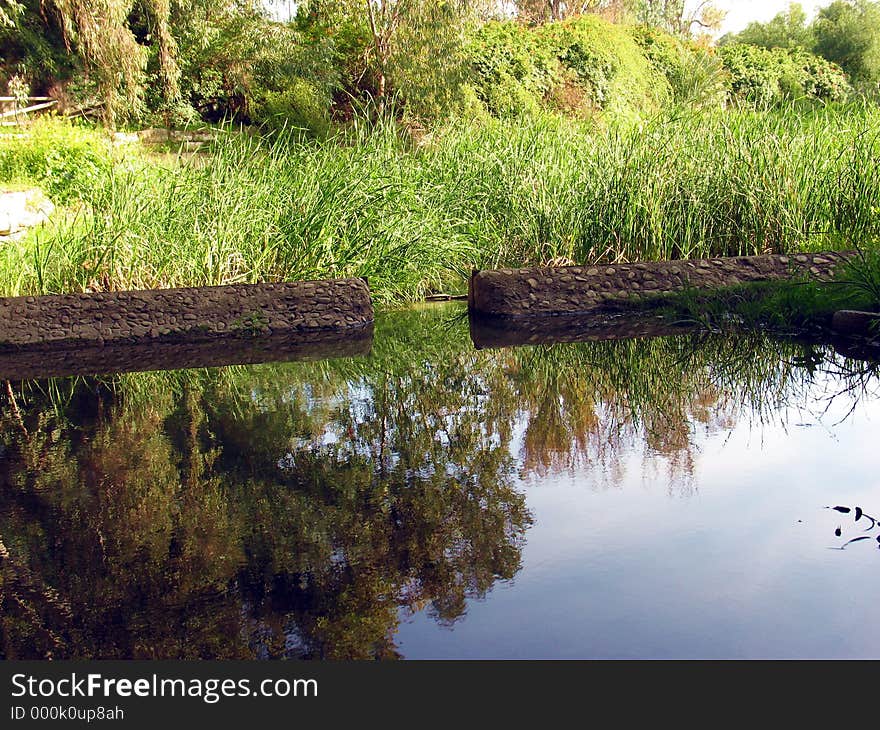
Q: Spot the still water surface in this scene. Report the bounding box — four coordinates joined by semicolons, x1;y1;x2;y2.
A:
1;304;878;658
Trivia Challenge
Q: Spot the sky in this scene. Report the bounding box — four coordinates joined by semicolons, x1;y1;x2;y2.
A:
265;1;828;36
711;0;824;36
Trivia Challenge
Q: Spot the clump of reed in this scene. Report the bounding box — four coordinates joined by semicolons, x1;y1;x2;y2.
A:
2;104;879;301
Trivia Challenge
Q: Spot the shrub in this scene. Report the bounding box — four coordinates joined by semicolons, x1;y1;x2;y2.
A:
250;78;332;138
0;117;113;202
797;50;853;101
465;21;561;117
720;44;850;106
465;16;667;119
174;12;340;127
631;26;727;109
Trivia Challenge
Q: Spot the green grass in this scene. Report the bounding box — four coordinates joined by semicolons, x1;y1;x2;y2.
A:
1;104;880;302
657;247;880;333
0;118;114;203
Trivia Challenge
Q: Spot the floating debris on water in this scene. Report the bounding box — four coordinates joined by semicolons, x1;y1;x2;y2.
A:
825;505;880;550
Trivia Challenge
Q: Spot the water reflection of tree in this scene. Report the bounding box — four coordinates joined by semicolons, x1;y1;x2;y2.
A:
1;307;874;659
505;333;780;494
0;311;532;659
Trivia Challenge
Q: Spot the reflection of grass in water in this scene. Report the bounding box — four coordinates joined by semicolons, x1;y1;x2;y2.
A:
9;304;873;479
0;304;531;659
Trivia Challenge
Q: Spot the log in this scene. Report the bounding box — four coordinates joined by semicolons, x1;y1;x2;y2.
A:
0;278;373;350
468;252;856;318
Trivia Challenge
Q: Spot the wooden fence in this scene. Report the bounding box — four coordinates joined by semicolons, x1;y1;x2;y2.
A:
0;96;58;125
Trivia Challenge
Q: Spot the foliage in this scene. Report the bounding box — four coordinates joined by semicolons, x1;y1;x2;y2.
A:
812;0;880;90
293;0;483;122
465;20;562;116
0;0;873;128
294;1;375;113
0;0;178;126
250;78;332;138
720;44;851;106
171;6;338;128
0;0;78;95
631;25;726;108
0;117;113;201
720;2;815;50
723;0;880;96
0;0;344;127
465;15;668;118
0;0;22;26
383;0;481;120
513;0;631;24
46;0;151;126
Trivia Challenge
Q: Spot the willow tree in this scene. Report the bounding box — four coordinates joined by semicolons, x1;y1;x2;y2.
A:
1;0;22;26
363;0;486;116
48;0;179;126
147;0;181;111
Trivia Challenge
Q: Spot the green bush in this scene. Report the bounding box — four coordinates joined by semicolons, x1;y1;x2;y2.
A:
250;78;332;138
465;21;561;117
173;11;340;127
720;44;850;106
0;117;113;202
630;27;727;109
797;50;854;100
630;26;687;81
465;16;667;119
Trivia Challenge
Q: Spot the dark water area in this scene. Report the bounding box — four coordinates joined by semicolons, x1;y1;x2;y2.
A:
1;303;879;659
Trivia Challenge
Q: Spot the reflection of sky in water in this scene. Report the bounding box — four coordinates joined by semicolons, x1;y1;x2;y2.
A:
6;318;877;659
396;372;880;658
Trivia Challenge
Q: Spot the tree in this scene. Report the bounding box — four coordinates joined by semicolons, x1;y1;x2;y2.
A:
292;0;487;118
721;2;814;50
145;0;181;112
0;0;179;126
172;1;322;125
812;0;880;88
513;1;635;24
362;0;482;115
0;0;22;27
632;0;725;38
49;0;149;125
0;0;75;94
363;0;401;104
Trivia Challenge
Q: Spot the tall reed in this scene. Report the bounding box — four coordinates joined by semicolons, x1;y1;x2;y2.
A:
2;104;879;301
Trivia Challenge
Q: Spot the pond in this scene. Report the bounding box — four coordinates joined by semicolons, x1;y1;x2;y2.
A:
1;303;878;659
